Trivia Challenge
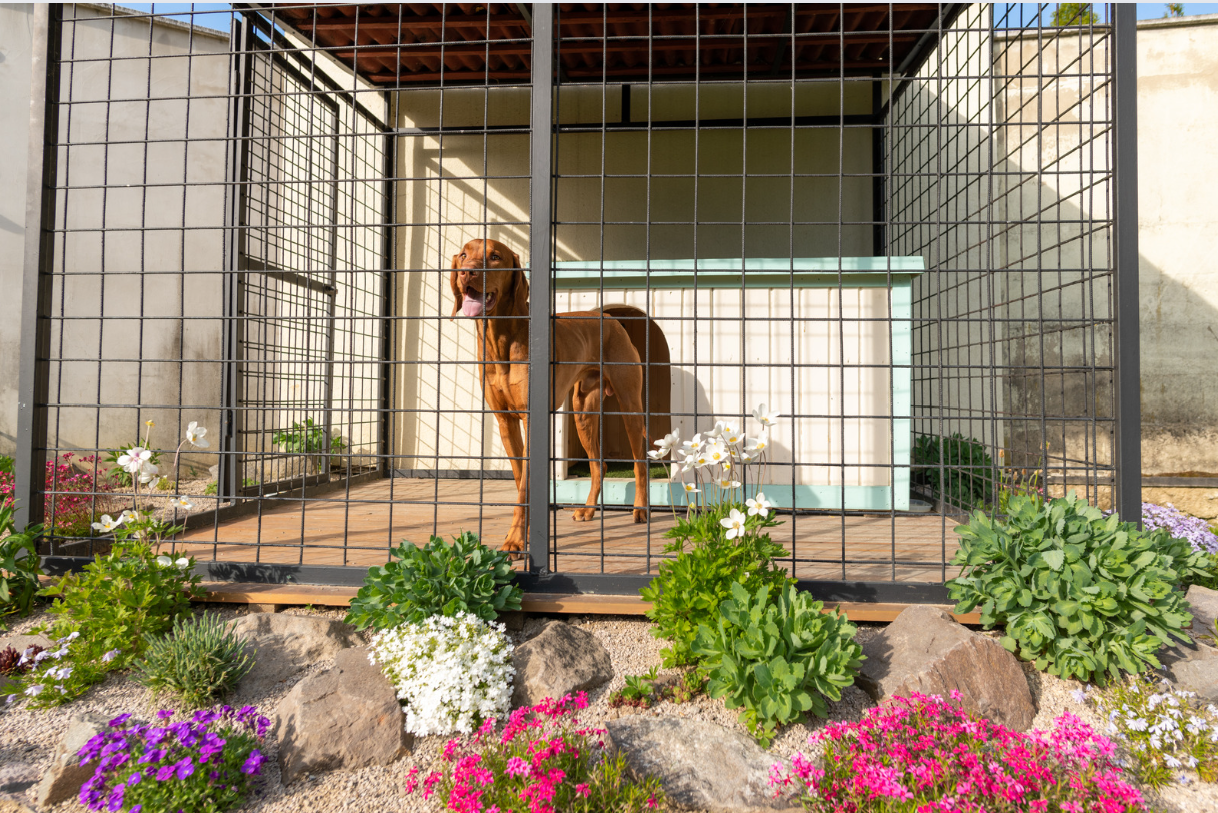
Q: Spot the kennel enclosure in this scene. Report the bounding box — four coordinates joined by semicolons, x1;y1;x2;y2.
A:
15;3;1141;602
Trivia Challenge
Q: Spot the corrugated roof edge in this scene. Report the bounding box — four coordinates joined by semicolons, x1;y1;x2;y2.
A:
73;2;231;41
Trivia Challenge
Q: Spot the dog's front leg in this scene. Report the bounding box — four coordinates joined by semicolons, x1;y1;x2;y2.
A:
494;412;529;552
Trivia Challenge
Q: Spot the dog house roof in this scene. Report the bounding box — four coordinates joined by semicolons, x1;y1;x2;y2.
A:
272;3;956;86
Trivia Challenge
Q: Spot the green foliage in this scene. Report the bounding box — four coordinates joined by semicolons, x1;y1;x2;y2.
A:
0;502;43;625
640;504;793;667
1165;3;1185;16
566;460;669;480
346;531;522;630
134;612;254;707
609;667;704;709
271;418;346;455
0;456;13;474
694;582;864;746
16;540;201;705
946;492;1207;684
104;442;162;487
204;481;218;496
913;433;995;511
1052;3;1099;25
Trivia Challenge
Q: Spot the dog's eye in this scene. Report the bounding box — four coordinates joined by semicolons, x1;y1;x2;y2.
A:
491;254;500;261
460;253;466;258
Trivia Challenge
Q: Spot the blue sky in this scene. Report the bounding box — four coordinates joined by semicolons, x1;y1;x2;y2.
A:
120;3;1218;34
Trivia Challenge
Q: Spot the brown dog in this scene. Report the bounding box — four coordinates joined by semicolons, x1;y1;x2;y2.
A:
450;239;649;552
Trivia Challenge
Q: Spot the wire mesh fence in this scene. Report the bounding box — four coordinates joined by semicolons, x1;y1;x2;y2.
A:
15;3;1138;599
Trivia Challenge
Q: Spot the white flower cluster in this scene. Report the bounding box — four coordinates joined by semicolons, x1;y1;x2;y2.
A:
369;612;514;737
1092;677;1218;782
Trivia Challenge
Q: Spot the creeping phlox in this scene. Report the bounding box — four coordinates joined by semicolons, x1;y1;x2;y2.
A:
76;706;269;813
371;612;514;736
1088;675;1218;788
1141;502;1218;556
407;692;664;813
647;403;781;512
770;692;1147;813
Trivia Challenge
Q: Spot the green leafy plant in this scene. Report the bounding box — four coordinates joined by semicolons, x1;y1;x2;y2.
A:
271;418;346;455
0;502;43;625
13;540;201;706
346;531;522;630
946;492;1207;684
913;432;995;511
694;582;864;747
0;456;13;474
609;666;660;709
641;504;793;667
204;481;218;496
1052;2;1100;26
134;612;254;707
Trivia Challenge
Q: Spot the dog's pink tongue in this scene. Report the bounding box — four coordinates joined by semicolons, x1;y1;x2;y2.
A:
461;294;484;317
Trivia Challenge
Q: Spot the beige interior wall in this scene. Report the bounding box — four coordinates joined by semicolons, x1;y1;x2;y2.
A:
391;80;875;473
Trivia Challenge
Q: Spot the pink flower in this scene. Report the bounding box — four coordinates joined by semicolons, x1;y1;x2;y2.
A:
575;783;590;797
505;757;531;777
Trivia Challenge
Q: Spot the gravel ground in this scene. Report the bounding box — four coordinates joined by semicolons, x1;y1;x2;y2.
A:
4;611;1218;812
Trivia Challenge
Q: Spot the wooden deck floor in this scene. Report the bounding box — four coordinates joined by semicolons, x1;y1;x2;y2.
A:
177;478;963;582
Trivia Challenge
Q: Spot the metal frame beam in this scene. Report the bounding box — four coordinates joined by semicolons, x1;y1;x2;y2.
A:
527;4;555;573
15;5;62;533
1112;4;1141;525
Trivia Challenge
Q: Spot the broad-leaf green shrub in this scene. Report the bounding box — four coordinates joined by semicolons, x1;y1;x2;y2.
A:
694;582;864;746
346;531;522;630
14;541;201;706
946;492;1207;683
0;502;43;625
134;612;254;707
913;432;995;511
640;505;793;667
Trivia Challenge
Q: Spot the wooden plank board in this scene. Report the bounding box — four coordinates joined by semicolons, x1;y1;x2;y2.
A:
195;582;979;623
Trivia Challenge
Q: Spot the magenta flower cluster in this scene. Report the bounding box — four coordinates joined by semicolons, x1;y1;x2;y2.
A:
770;692;1147;813
1141;502;1218;555
0;453;117;536
408;692;664;813
76;706;270;813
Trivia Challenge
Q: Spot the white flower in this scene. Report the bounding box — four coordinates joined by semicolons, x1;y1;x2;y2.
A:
704;442;729;466
156;555;173;567
137;463;160;485
746;431;770;455
116;447;153;474
681;433;704;454
101;649;120;663
185;421;209;449
682;482;699;494
121;509;136;520
175;557;190;569
650;428;681;460
752;403;780;427
704;422;724;439
1071;688;1087;704
720;508;747;540
746;492;773;518
714;477;741;490
65;631;80;642
24;685;43;697
91;514;127;533
173;496;195;510
370;613;513;736
721;422;745;446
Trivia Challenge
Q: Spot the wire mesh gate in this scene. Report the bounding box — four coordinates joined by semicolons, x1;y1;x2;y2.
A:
15;3;1140;602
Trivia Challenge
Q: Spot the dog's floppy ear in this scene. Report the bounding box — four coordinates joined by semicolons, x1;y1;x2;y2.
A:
449;251;463;318
510;252;529;315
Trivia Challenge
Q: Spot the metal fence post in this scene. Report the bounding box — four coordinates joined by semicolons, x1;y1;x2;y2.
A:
1112;4;1141;525
527;5;554;573
15;4;62;532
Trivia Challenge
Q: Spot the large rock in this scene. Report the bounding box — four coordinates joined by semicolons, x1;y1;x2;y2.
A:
1160;632;1218;700
34;713;114;808
511;621;614;708
607;717;801;812
275;647;412;785
857;605;1037;731
1187;584;1218;635
228;613;360;696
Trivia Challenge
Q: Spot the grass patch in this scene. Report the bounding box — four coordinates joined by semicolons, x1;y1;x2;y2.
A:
566;461;669;479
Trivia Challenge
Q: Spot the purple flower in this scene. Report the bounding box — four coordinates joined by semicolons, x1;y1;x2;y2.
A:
108;713;131;728
127;770;142;786
1142;502;1218;554
130;807;142;813
156;709;174;721
155;764;175;782
105;783;125;812
175;757;195;780
241;749;266;776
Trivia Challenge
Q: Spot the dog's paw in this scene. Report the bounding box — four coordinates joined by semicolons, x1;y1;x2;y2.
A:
499;537;525;553
571;507;596;522
632;508;648;524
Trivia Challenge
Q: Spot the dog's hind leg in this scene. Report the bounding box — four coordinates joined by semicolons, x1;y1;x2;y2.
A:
570;374;605;522
612;372;650;525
